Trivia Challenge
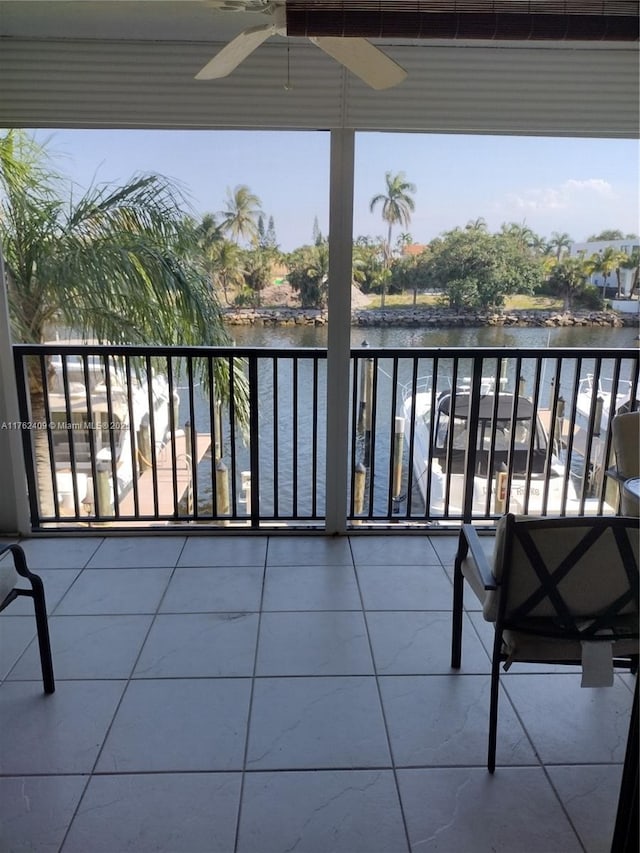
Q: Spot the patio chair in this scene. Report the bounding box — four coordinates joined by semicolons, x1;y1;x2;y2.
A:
609;411;640;516
451;514;639;772
0;544;55;693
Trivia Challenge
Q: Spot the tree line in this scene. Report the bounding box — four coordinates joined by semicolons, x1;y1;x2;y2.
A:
189;169;639;313
2;131;638;338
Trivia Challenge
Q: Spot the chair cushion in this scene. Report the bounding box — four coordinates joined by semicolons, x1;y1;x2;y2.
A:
502;628;638;663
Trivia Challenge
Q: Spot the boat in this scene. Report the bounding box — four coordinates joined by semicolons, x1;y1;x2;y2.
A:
45;350;177;513
575;374;636;436
402;384;578;517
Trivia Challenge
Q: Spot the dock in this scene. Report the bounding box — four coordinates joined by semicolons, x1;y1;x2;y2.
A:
538;409;609;462
117;431;212;519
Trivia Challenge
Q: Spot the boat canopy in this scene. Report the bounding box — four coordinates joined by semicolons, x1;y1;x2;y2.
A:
438;393;535;422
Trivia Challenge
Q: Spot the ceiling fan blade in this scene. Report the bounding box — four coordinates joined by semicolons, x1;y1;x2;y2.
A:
195;23;275;80
310;37;407;90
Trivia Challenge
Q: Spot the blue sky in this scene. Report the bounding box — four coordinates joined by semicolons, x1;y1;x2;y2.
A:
32;128;639;252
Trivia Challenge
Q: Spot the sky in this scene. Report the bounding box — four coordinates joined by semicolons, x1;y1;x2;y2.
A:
31;128;639;252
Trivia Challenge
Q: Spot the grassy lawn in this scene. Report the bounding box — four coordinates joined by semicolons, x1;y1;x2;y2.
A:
372;292;564;311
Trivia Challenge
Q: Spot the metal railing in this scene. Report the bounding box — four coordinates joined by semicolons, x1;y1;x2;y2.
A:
12;344;639;531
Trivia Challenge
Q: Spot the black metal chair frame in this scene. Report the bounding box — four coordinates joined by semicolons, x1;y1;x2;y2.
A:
0;544;55;694
451;514;639;773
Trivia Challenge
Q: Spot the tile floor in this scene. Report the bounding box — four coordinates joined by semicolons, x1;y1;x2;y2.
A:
0;532;634;853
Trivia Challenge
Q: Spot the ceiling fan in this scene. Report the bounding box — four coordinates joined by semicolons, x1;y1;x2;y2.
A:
195;0;407;90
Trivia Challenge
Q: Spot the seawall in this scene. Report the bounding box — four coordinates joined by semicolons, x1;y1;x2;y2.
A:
223;307;639;328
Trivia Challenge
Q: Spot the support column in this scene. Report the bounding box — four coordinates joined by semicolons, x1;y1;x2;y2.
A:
0;247;31;534
325;129;355;534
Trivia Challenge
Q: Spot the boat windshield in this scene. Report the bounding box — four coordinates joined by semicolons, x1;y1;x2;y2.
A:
434;393;547;475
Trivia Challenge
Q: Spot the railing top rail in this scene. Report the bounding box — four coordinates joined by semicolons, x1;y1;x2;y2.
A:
13;343;640;360
348;346;640;359
12;344;329;358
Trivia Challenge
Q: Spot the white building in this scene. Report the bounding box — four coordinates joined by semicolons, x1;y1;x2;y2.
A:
569;239;639;294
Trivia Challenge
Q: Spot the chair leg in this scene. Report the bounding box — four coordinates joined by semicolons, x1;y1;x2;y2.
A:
487;629;502;773
451;556;465;669
451;531;468;669
29;573;55;694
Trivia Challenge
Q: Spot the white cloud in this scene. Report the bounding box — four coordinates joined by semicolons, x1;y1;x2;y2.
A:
505;178;615;212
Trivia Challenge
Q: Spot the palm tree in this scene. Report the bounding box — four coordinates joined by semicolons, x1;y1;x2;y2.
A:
548;231;573;261
0;130;247;515
592;246;628;300
369;171;416;307
548;255;595;311
219;184;263;246
209;239;246;306
194;215;244;305
465;217;488;232
500;221;537;252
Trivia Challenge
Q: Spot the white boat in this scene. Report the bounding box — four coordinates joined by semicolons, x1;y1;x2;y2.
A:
575;374;636;436
46;351;177;513
402;383;577;517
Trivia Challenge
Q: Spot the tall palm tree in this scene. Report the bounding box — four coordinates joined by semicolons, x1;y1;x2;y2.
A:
548;231;573;261
593;246;628;300
370;171;416;306
0;130;247;515
219;184;263;246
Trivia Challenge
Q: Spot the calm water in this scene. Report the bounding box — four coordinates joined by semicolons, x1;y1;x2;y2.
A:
178;323;638;518
228;322;638;350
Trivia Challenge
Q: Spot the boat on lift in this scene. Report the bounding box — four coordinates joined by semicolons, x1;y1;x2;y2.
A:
402;383;578;518
45;348;177;514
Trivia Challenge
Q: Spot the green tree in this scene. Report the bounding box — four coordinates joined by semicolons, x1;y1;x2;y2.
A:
592;246;628;300
586;229;625;241
548;231;573;261
465;217;488;232
219;184;263;245
369;171;416;307
547;255;596;310
265;215;278;249
208;239;245;305
287;242;329;308
620;249;640;297
0;130;248;512
422;227;541;310
241;247;273;306
499;221;539;253
352;239;386;295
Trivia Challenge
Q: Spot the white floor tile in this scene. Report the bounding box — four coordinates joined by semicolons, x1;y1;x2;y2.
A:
0;775;87;853
547;764;622;853
238;770;409;853
62;773;241;853
398;767;583;852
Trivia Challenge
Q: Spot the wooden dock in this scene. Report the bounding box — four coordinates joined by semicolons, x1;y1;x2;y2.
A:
117;431;212;518
538;409;608;461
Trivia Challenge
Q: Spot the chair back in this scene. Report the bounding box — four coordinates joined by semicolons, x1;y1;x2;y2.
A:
612;411;640;481
612;411;640;515
0;547;19;607
484;515;639;641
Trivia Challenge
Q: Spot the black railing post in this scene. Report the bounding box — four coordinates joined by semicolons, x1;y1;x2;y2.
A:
13;351;40;527
462;358;484;523
248;354;260;529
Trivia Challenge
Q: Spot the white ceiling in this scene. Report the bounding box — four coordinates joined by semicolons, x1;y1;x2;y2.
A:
0;1;638;137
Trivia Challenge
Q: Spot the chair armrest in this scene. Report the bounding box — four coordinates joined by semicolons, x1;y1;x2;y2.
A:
461;524;497;590
605;467;626;484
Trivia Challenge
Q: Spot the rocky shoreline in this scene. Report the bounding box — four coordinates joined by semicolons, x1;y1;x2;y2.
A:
224;306;638;328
